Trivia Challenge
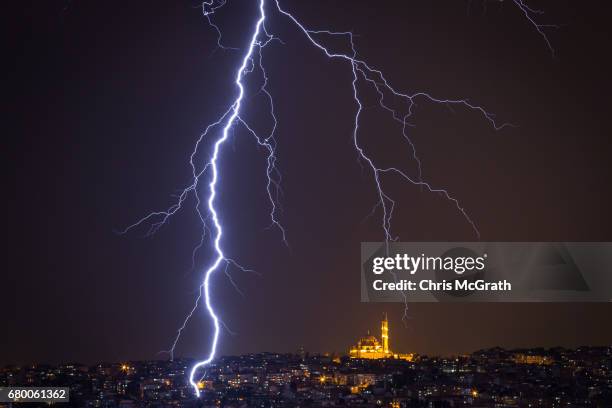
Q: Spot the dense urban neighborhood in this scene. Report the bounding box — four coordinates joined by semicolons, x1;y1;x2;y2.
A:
1;346;610;407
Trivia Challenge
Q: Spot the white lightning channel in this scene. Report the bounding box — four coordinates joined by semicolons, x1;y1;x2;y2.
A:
187;0;266;397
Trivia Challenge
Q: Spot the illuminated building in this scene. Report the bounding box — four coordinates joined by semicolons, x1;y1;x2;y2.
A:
349;314;414;361
512;353;553;365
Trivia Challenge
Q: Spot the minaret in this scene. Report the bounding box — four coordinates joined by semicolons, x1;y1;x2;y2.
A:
381;313;389;354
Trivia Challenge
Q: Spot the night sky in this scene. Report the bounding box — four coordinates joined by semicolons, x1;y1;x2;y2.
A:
5;0;612;365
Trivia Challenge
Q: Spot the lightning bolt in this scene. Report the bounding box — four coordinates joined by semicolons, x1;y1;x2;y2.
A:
182;0;268;396
121;0;554;397
511;0;558;56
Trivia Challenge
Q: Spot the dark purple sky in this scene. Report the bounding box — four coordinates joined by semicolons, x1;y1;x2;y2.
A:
5;0;611;365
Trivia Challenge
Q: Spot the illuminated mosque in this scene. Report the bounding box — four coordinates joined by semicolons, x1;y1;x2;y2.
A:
349;314;414;361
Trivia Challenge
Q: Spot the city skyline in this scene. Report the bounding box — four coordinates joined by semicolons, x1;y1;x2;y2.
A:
2;306;610;366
